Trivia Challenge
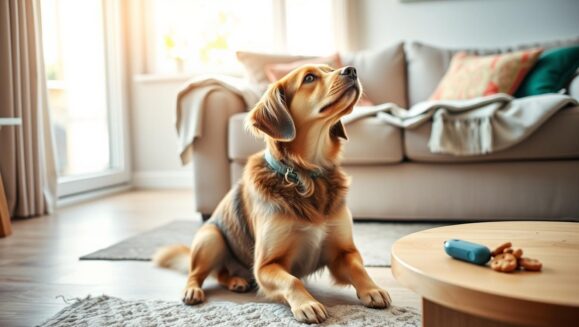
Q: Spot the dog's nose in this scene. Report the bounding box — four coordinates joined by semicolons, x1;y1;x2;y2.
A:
340;66;357;79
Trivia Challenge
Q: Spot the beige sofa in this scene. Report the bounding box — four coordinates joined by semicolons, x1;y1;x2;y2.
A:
188;39;579;221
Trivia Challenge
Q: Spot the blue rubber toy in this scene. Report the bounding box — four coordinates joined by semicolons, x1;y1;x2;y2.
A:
444;239;491;265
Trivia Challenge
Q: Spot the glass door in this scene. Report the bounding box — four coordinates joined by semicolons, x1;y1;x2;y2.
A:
41;0;129;197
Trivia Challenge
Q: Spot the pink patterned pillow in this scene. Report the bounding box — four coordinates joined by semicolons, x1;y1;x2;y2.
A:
264;54;342;82
430;48;543;100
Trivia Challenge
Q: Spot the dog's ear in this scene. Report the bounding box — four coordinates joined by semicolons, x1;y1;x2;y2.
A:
330;120;348;140
246;84;296;141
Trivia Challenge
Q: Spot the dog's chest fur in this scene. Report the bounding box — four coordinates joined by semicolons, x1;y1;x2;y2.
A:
253;214;331;278
287;222;328;277
248;155;349;222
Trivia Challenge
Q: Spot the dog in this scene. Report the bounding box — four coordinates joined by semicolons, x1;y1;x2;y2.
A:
153;64;391;324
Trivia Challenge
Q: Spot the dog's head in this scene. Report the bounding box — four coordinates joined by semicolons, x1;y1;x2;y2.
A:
247;64;361;145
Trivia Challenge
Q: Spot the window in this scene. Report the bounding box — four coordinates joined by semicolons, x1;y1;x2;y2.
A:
146;0;335;74
41;0;130;197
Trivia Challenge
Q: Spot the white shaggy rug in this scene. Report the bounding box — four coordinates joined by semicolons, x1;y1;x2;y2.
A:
39;295;421;327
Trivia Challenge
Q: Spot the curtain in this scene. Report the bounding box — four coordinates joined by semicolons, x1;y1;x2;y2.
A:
0;0;57;218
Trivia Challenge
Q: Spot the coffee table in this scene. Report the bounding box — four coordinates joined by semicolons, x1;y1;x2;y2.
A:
391;221;579;327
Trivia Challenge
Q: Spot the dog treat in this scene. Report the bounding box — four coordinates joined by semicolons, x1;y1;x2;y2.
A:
491;242;512;257
519;257;542;271
490;253;518;273
447;241;542;274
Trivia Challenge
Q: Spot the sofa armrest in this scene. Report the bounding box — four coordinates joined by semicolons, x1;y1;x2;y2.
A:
191;89;246;215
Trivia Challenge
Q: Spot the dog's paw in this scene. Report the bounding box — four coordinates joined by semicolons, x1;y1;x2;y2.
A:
291;300;328;324
227;276;251;293
358;287;392;309
182;287;205;305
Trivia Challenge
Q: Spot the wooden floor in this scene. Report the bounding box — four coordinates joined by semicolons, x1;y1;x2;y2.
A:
0;190;420;326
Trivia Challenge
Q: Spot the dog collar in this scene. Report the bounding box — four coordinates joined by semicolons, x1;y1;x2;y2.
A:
264;149;321;183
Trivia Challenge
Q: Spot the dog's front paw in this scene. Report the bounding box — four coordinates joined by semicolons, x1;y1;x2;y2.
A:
182;287;205;305
291;300;328;324
358;287;392;309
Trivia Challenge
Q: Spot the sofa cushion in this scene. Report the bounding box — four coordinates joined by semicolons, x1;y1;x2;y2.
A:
340;42;407;107
228;112;403;164
404;105;579;162
405;37;579;106
515;46;579;98
430;49;543;100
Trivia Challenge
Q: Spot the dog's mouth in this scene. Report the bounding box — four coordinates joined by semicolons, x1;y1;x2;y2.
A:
319;84;360;115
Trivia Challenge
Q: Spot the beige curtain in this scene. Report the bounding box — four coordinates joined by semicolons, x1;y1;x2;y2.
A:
0;0;57;218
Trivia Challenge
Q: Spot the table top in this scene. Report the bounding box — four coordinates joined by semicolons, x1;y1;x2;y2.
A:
391;221;579;326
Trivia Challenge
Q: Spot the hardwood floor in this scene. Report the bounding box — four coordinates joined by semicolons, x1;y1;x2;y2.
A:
0;190;420;326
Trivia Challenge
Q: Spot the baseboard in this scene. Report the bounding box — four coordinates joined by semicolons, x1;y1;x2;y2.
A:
58;183;132;208
133;170;194;189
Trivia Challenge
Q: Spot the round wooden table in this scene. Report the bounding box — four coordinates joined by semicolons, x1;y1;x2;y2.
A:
391;221;579;327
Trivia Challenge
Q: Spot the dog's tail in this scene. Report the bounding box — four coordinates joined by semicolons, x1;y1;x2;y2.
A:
152;245;190;274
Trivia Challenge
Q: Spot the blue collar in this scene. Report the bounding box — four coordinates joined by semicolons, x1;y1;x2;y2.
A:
264;149;321;183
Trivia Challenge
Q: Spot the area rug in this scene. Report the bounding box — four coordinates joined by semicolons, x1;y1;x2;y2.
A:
39;295;421;327
80;220;451;267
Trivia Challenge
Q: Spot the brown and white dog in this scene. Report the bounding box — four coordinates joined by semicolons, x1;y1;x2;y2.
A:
153;64;391;324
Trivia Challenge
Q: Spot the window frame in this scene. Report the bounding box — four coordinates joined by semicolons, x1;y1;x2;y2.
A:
55;0;131;198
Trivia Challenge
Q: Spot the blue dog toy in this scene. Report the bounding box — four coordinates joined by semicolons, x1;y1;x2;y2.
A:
444;239;491;265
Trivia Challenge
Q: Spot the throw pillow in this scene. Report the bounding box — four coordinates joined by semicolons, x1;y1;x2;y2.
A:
406;38;579;105
236;51;310;86
430;48;543;100
514;46;579;97
264;54;342;81
264;54;374;106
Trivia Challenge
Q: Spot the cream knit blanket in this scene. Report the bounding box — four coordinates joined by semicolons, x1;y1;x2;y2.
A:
176;76;577;161
342;93;577;156
176;75;261;165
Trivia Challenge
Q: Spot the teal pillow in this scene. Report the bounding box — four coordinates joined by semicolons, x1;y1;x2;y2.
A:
515;46;579;97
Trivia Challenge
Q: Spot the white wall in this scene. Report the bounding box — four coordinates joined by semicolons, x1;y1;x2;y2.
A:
358;0;579;49
130;76;194;188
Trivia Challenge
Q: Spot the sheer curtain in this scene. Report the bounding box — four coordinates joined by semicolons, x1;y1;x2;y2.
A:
0;0;57;218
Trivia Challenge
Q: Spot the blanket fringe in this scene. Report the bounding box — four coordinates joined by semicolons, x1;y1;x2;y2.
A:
429;115;493;156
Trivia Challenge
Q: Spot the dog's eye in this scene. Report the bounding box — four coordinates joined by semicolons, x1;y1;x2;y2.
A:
303;73;316;84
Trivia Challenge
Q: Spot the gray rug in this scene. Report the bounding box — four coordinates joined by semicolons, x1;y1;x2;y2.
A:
80;220;449;267
39;295;420;327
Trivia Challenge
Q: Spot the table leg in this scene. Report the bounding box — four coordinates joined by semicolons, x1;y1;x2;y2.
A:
0;173;12;237
422;298;517;327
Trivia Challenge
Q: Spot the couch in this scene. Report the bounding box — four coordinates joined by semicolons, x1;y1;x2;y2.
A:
186;39;579;221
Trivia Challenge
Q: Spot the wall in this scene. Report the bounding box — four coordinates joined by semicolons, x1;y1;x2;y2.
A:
358;0;579;49
130;76;194;188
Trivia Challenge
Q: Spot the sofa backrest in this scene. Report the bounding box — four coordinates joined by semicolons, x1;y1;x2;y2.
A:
237;42;408;108
405;37;579;106
340;42;407;108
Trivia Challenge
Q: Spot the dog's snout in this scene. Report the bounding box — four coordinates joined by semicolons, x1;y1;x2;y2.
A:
340;66;357;79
